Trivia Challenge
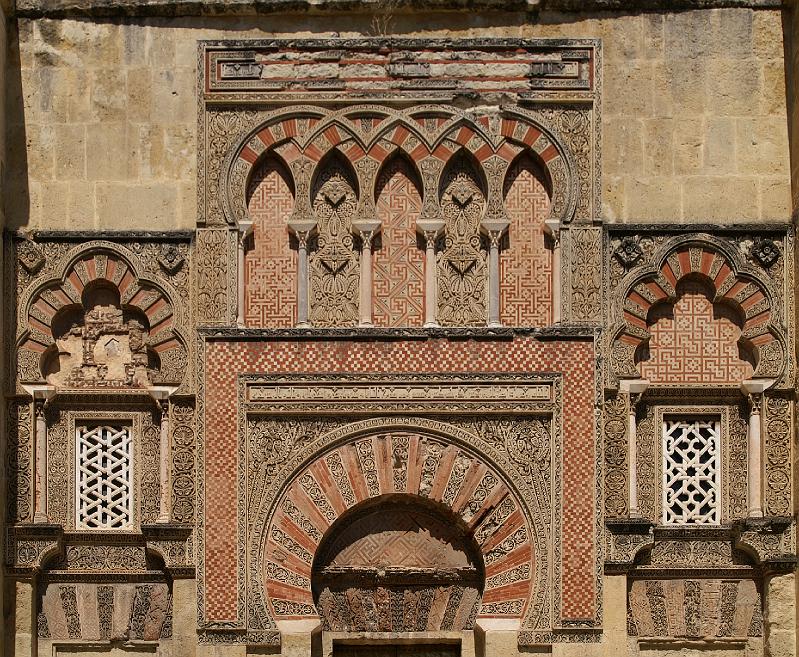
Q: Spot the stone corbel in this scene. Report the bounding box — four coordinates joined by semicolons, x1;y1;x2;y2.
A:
543;219;561;324
619;379;649;518
141;523;194;578
235;219;254;327
733;517;795;572
149;385;179;524
21;384;55;524
5;523;63;575
604;518;654;573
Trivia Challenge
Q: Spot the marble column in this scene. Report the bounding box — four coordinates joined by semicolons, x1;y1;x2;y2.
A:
423;229;439;328
487;230;503;328
236;221;253;327
620;379;649;518
296;230;311;328
544;219;561;324
157;397;171;523
353;220;380;327
33;397;48;524
742;380;767;518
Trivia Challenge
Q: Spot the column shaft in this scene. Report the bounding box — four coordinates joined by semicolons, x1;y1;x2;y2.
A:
33;399;47;523
359;231;374;327
748;394;763;518
423;230;438;328
487;231;502;327
158;399;171;523
297;232;310;328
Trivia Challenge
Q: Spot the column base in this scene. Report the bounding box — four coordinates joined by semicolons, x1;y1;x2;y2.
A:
423;322;440;328
33;513;49;524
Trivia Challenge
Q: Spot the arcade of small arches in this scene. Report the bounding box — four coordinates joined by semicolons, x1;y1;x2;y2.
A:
226;107;569;330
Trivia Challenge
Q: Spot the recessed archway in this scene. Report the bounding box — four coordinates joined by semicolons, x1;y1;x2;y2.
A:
312;494;484;632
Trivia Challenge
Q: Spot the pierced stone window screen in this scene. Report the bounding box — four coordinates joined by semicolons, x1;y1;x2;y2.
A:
75;425;134;530
662;418;721;525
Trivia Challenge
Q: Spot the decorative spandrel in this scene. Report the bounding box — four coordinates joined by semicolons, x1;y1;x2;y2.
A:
309;164;360;327
437;163;488;326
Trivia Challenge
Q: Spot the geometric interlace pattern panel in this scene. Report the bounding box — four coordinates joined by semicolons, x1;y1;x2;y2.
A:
75;425;133;529
662;419;720;525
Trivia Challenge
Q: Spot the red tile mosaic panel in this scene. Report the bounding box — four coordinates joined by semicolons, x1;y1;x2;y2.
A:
373;159;425;327
639;281;753;385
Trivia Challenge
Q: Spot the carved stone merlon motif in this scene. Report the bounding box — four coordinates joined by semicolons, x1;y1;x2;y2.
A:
308;164;360;327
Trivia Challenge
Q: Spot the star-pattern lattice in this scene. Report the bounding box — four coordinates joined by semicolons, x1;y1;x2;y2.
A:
76;425;133;530
662;419;720;525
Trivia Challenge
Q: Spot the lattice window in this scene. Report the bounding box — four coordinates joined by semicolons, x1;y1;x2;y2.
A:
76;425;133;529
662;418;720;525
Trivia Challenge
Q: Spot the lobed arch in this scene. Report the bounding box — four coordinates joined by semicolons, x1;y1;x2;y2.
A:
247;418;549;634
17;243;187;386
610;236;786;384
222;106;579;230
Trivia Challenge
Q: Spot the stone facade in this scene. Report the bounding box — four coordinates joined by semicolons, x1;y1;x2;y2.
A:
2;2;799;657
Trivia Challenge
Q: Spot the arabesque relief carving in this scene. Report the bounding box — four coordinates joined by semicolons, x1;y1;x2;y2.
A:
437;159;488;326
308;161;360;327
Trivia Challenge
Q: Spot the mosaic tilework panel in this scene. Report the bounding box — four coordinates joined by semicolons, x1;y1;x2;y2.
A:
501;155;552;327
638;282;753;385
373;159;425;327
202;336;596;623
244;158;297;327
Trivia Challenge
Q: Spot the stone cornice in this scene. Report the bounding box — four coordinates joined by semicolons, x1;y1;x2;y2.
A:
13;0;784;19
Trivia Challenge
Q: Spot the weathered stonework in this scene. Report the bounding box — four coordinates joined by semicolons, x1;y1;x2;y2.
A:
3;5;798;657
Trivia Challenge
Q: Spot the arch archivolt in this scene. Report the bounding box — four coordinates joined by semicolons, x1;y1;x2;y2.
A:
15;241;188;387
245;416;552;634
609;235;787;384
221;105;577;231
